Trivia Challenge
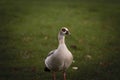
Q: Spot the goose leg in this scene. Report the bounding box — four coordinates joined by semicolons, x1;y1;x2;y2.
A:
52;72;56;80
63;72;66;80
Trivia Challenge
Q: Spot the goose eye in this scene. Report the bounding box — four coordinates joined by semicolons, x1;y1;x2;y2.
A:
62;29;66;32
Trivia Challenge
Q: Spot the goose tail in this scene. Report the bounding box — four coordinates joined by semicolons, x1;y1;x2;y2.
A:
44;66;51;72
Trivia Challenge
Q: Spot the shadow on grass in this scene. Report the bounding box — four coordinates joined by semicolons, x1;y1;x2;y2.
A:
0;67;35;80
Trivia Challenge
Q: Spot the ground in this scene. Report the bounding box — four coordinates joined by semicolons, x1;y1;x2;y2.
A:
0;0;120;80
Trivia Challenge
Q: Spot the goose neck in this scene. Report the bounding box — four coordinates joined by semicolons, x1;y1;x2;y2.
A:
58;34;65;44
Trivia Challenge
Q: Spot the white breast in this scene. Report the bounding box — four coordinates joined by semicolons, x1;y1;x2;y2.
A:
45;44;73;71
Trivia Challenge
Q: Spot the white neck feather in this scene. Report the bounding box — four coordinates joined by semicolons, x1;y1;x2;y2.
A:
58;32;65;44
57;32;68;52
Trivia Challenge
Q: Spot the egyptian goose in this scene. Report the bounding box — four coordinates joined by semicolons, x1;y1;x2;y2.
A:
44;27;73;80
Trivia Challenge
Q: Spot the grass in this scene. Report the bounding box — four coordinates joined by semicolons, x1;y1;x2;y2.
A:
0;0;120;80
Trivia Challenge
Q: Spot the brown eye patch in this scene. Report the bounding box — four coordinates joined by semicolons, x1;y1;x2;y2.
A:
62;28;66;32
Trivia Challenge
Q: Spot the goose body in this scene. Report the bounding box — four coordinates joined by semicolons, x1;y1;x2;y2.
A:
44;27;73;80
45;43;73;71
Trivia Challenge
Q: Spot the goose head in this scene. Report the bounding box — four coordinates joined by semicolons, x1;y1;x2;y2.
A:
58;27;70;44
60;27;70;36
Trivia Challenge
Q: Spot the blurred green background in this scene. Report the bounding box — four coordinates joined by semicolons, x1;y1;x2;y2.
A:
0;0;120;80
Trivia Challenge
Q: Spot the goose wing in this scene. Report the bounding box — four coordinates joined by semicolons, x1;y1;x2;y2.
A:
45;49;56;72
47;49;56;57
